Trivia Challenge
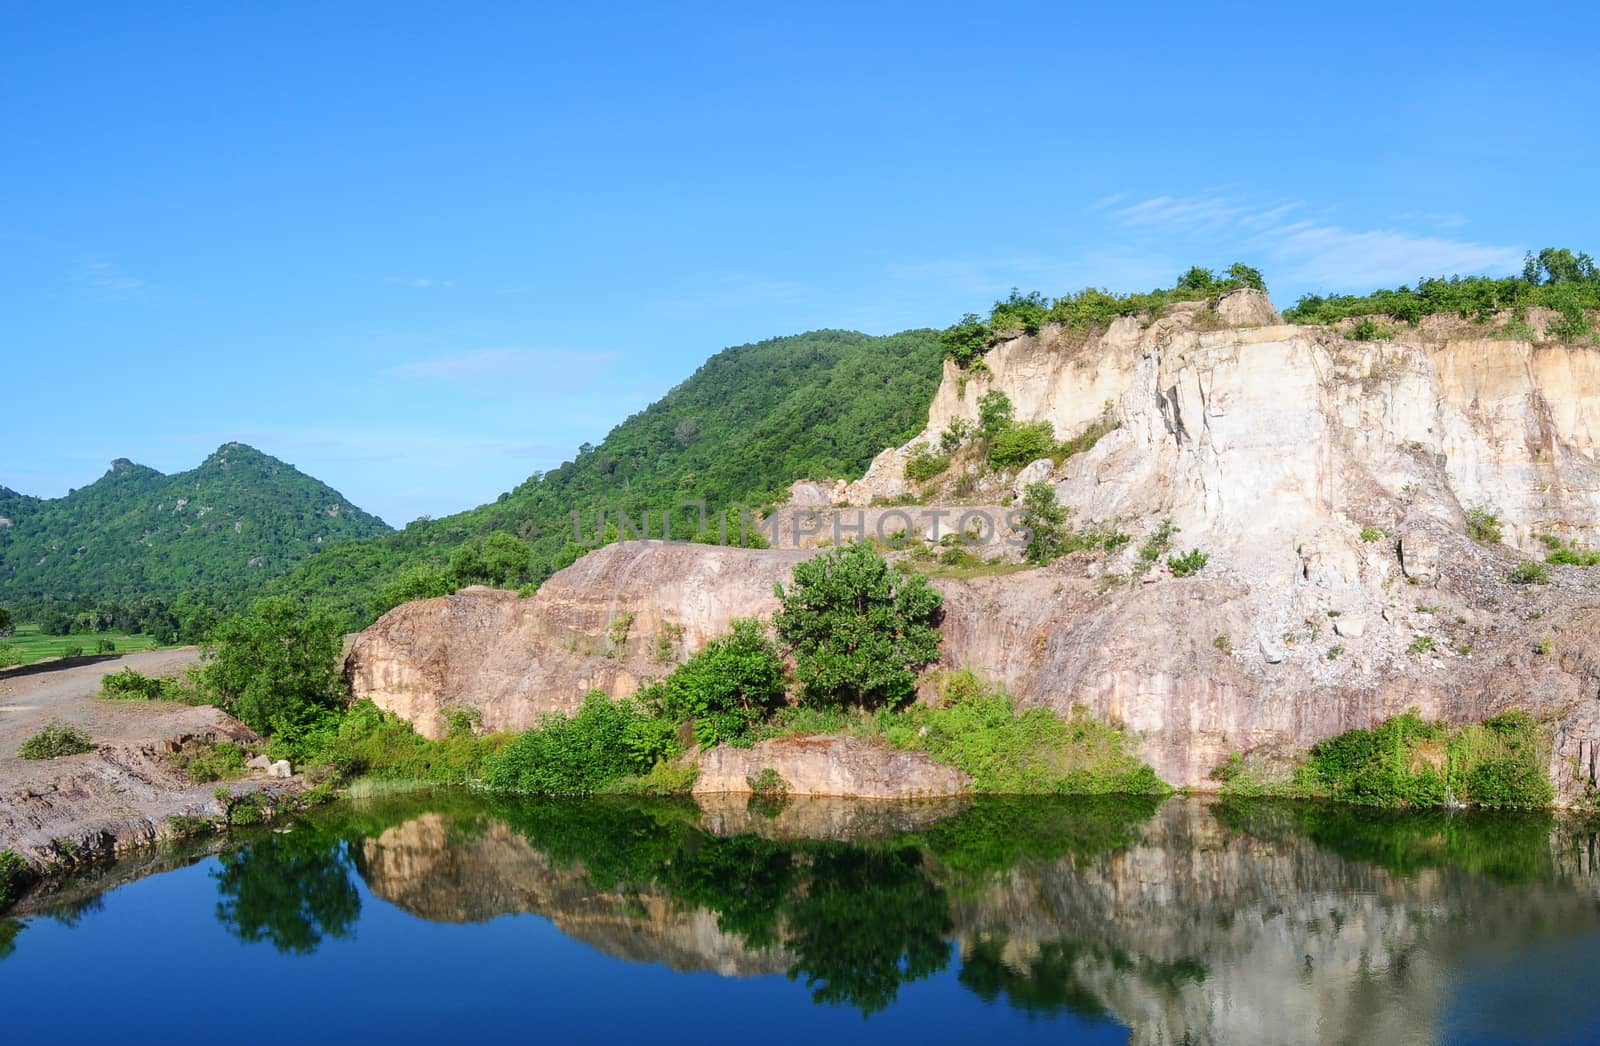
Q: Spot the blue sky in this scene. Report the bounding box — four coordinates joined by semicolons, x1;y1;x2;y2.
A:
5;2;1598;525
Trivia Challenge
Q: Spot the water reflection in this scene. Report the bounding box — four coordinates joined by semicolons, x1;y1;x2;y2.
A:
12;793;1600;1041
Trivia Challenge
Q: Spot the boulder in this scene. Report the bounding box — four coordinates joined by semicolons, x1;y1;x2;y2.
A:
245;754;272;771
1214;288;1281;327
1333;616;1366;638
693;734;971;799
1399;531;1441;586
268;759;293;779
1012;458;1055;495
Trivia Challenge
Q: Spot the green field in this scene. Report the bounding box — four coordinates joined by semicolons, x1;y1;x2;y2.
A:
0;623;167;667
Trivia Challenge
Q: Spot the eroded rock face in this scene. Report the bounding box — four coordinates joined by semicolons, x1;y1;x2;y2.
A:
693;735;972;799
349;314;1600;803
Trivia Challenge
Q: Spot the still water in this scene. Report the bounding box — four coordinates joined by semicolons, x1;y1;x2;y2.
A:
5;794;1600;1045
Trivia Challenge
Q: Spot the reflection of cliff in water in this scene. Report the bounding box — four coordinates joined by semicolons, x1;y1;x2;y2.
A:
228;793;1600;1038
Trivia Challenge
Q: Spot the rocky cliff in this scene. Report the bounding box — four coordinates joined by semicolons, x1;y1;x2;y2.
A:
348;294;1600;802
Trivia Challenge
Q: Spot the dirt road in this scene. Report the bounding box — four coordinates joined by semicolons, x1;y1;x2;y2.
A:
0;648;300;870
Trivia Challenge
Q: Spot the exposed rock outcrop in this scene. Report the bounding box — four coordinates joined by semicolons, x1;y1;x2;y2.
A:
349;306;1600;804
693;734;972;799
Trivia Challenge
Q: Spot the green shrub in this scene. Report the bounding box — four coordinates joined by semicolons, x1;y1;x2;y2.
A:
305;699;509;784
0;849;28;911
1408;635;1436;654
653;618;786;748
941;313;992;367
988;421;1056;471
1019;481;1067;566
18;721;94;760
174;740;248;783
904;444;951;483
1349;318;1391;341
481;691;669;794
99;667;185;702
1465;506;1504;544
1359;526;1386;543
976;390;1014;440
1167;549;1209;577
1295;710;1552;809
773;544;943;710
1507;560;1549;585
747;767;789;798
1139;519;1177;565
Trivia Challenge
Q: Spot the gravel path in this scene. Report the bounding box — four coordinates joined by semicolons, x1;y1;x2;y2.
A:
0;648;205;760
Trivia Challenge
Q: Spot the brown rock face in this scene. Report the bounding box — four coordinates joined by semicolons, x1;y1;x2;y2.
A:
693;734;972;799
346;544;811;738
349;319;1600;804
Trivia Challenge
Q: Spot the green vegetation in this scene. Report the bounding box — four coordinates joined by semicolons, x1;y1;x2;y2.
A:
203;596;346;742
1507;560;1549;585
0;849;27;911
882;672;1167;795
18;721;94;760
1284;248;1599;341
99;666;191;702
1408;635;1436;654
1466;506;1504;544
0;443;390;626
988;421;1056;471
1359;526;1386;543
903;444;951;483
1019;481;1067;565
773;543;944;710
0;623;164;667
1541;534;1600;567
172;740;248;783
1216;710;1553;809
1166;548;1209;577
941;265;1267;366
268;330;944;631
648;618;786;748
480;692;674;794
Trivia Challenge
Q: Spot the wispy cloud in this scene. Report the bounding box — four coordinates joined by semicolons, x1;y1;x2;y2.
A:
385;276;455;289
1101;192;1523;292
81;260;145;291
389;347;623;385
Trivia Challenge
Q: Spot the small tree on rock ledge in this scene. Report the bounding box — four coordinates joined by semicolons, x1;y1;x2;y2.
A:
773;543;943;710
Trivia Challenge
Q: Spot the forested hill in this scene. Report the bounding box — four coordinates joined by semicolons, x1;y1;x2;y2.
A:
0;443;391;608
273;328;945;628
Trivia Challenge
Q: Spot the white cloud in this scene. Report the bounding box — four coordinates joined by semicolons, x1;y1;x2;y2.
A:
81;260;144;291
1102;192;1523;292
385;276;455;289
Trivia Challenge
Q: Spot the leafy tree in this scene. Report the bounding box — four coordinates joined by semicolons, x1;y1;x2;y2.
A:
655;618;787;747
977;389;1014;441
940;313;991;367
203;596;346;738
1019;482;1067;565
0;606;11;637
773;544;943;709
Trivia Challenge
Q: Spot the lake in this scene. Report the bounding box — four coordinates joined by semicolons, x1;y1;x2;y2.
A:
5;793;1600;1044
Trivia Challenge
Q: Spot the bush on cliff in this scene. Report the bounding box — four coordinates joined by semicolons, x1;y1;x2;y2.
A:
1225;709;1555;809
774;544;943;710
18;721;95;760
882;672;1167;795
650;618;786;748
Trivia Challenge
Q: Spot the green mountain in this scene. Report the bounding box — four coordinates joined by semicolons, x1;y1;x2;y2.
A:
273;327;945;627
0;443;391;609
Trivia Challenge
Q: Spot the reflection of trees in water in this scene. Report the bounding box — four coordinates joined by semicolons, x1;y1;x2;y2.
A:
959;935;1207;1021
784;846;952;1014
0;917;20;961
213;829;360;954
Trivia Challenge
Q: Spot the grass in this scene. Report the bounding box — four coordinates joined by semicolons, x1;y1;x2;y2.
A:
880;672;1168;795
0;623;167;668
18;721;95;760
